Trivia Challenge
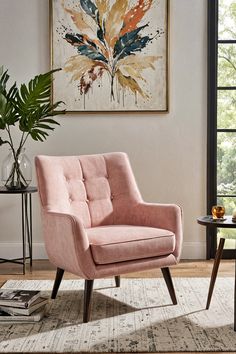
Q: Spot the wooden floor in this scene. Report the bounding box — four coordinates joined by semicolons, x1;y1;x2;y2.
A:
0;259;234;354
0;259;234;284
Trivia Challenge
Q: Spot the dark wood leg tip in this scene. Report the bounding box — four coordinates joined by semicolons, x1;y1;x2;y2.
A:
83;279;94;323
206;238;225;310
115;275;120;287
51;268;64;299
83;315;89;323
161;267;177;305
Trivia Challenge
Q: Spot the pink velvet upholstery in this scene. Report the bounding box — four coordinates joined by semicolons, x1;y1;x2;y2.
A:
35;152;183;279
88;226;175;265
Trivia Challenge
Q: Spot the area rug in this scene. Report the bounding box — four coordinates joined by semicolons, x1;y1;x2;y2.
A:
0;278;235;352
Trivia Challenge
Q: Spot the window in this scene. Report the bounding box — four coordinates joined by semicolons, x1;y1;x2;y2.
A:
207;0;236;259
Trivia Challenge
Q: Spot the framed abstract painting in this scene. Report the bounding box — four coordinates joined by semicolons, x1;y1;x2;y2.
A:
50;0;169;112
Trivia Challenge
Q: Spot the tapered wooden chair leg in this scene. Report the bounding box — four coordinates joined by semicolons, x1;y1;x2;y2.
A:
83;279;94;323
115;275;120;287
161;267;177;305
51;268;64;299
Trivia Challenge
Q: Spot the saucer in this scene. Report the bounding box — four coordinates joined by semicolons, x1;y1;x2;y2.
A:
211;217;226;221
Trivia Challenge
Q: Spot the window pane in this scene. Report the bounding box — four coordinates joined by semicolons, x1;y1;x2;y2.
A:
217;90;236;129
217;196;236;214
217;133;236;195
217;196;236;249
218;44;236;87
217;230;236;249
219;0;236;40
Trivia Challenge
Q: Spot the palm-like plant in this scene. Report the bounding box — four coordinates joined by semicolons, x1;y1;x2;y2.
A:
62;0;162;102
0;66;64;189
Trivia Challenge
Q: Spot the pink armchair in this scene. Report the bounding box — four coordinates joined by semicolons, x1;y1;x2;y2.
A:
35;152;183;322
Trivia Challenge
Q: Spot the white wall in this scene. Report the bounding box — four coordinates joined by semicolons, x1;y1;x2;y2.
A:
0;0;207;260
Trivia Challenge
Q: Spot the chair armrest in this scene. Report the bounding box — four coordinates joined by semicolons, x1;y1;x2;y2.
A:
41;210;96;278
131;203;183;261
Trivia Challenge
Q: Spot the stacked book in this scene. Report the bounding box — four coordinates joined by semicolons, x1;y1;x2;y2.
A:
0;289;48;323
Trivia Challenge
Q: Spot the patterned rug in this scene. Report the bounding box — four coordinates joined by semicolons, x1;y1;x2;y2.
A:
0;278;235;352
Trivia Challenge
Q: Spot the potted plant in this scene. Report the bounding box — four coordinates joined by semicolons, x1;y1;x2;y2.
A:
0;66;65;189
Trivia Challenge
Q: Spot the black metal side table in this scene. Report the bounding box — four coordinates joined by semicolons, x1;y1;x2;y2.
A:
197;215;236;331
0;186;37;274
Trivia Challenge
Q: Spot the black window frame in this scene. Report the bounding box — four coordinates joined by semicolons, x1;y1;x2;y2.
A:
207;0;236;259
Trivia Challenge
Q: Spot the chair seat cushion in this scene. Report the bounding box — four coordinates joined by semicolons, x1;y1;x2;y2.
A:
86;225;175;265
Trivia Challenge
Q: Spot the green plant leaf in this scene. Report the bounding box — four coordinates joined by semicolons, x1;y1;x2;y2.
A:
0;92;18;129
0;68;10;95
15;69;64;137
15;69;61;117
36;123;54;130
0;99;6;128
30;128;49;142
19;102;62;141
40;118;60;125
0;68;19;127
0;66;64;149
0;93;7;114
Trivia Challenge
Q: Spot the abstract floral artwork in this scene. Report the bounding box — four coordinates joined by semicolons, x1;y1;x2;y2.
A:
51;0;168;112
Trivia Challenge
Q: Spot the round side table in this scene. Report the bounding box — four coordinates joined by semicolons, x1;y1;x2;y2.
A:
0;186;38;274
197;215;236;331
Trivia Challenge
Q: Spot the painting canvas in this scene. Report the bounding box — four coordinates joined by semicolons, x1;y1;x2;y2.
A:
51;0;168;112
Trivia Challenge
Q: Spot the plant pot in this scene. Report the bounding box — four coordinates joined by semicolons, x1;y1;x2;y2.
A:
1;148;32;190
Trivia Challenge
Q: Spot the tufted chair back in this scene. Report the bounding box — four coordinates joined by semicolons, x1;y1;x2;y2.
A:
35;152;183;323
35;152;142;228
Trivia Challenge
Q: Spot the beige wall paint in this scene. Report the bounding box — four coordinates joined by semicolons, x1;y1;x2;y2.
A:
0;0;207;259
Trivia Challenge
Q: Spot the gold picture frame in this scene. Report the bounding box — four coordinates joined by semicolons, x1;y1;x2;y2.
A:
50;0;169;113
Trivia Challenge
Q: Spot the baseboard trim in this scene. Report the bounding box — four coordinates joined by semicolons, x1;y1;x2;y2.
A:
0;241;206;260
